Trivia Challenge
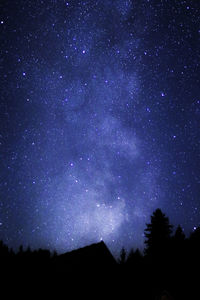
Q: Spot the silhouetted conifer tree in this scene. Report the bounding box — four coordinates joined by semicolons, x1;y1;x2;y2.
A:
189;226;200;258
18;245;24;255
119;247;126;264
189;226;200;241
144;208;173;258
171;224;186;274
174;225;185;241
126;248;134;264
0;240;9;257
126;248;142;265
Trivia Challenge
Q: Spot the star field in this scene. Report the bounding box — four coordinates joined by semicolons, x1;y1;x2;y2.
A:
0;0;200;256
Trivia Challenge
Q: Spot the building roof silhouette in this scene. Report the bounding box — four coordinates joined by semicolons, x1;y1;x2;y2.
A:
54;241;116;273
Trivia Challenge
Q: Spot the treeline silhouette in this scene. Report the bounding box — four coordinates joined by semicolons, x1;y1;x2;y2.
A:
1;208;200;299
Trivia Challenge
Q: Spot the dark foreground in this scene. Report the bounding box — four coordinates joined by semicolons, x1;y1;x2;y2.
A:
0;241;199;300
1;261;198;300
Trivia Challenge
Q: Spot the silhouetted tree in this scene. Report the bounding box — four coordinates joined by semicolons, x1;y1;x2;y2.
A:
172;224;186;257
144;208;173;258
189;226;200;259
174;225;185;241
118;247;126;264
169;224;187;284
189;226;200;242
52;250;57;258
26;246;31;254
18;245;24;255
0;240;9;257
126;248;134;264
126;248;142;265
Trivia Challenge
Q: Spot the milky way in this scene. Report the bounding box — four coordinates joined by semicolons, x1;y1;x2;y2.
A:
1;0;200;256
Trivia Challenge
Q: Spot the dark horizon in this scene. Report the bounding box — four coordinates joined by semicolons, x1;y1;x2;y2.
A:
1;208;200;300
0;208;199;260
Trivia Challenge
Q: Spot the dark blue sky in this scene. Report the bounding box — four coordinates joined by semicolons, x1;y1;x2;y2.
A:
1;0;200;256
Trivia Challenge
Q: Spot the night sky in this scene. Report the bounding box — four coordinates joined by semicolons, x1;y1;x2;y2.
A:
1;0;200;257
